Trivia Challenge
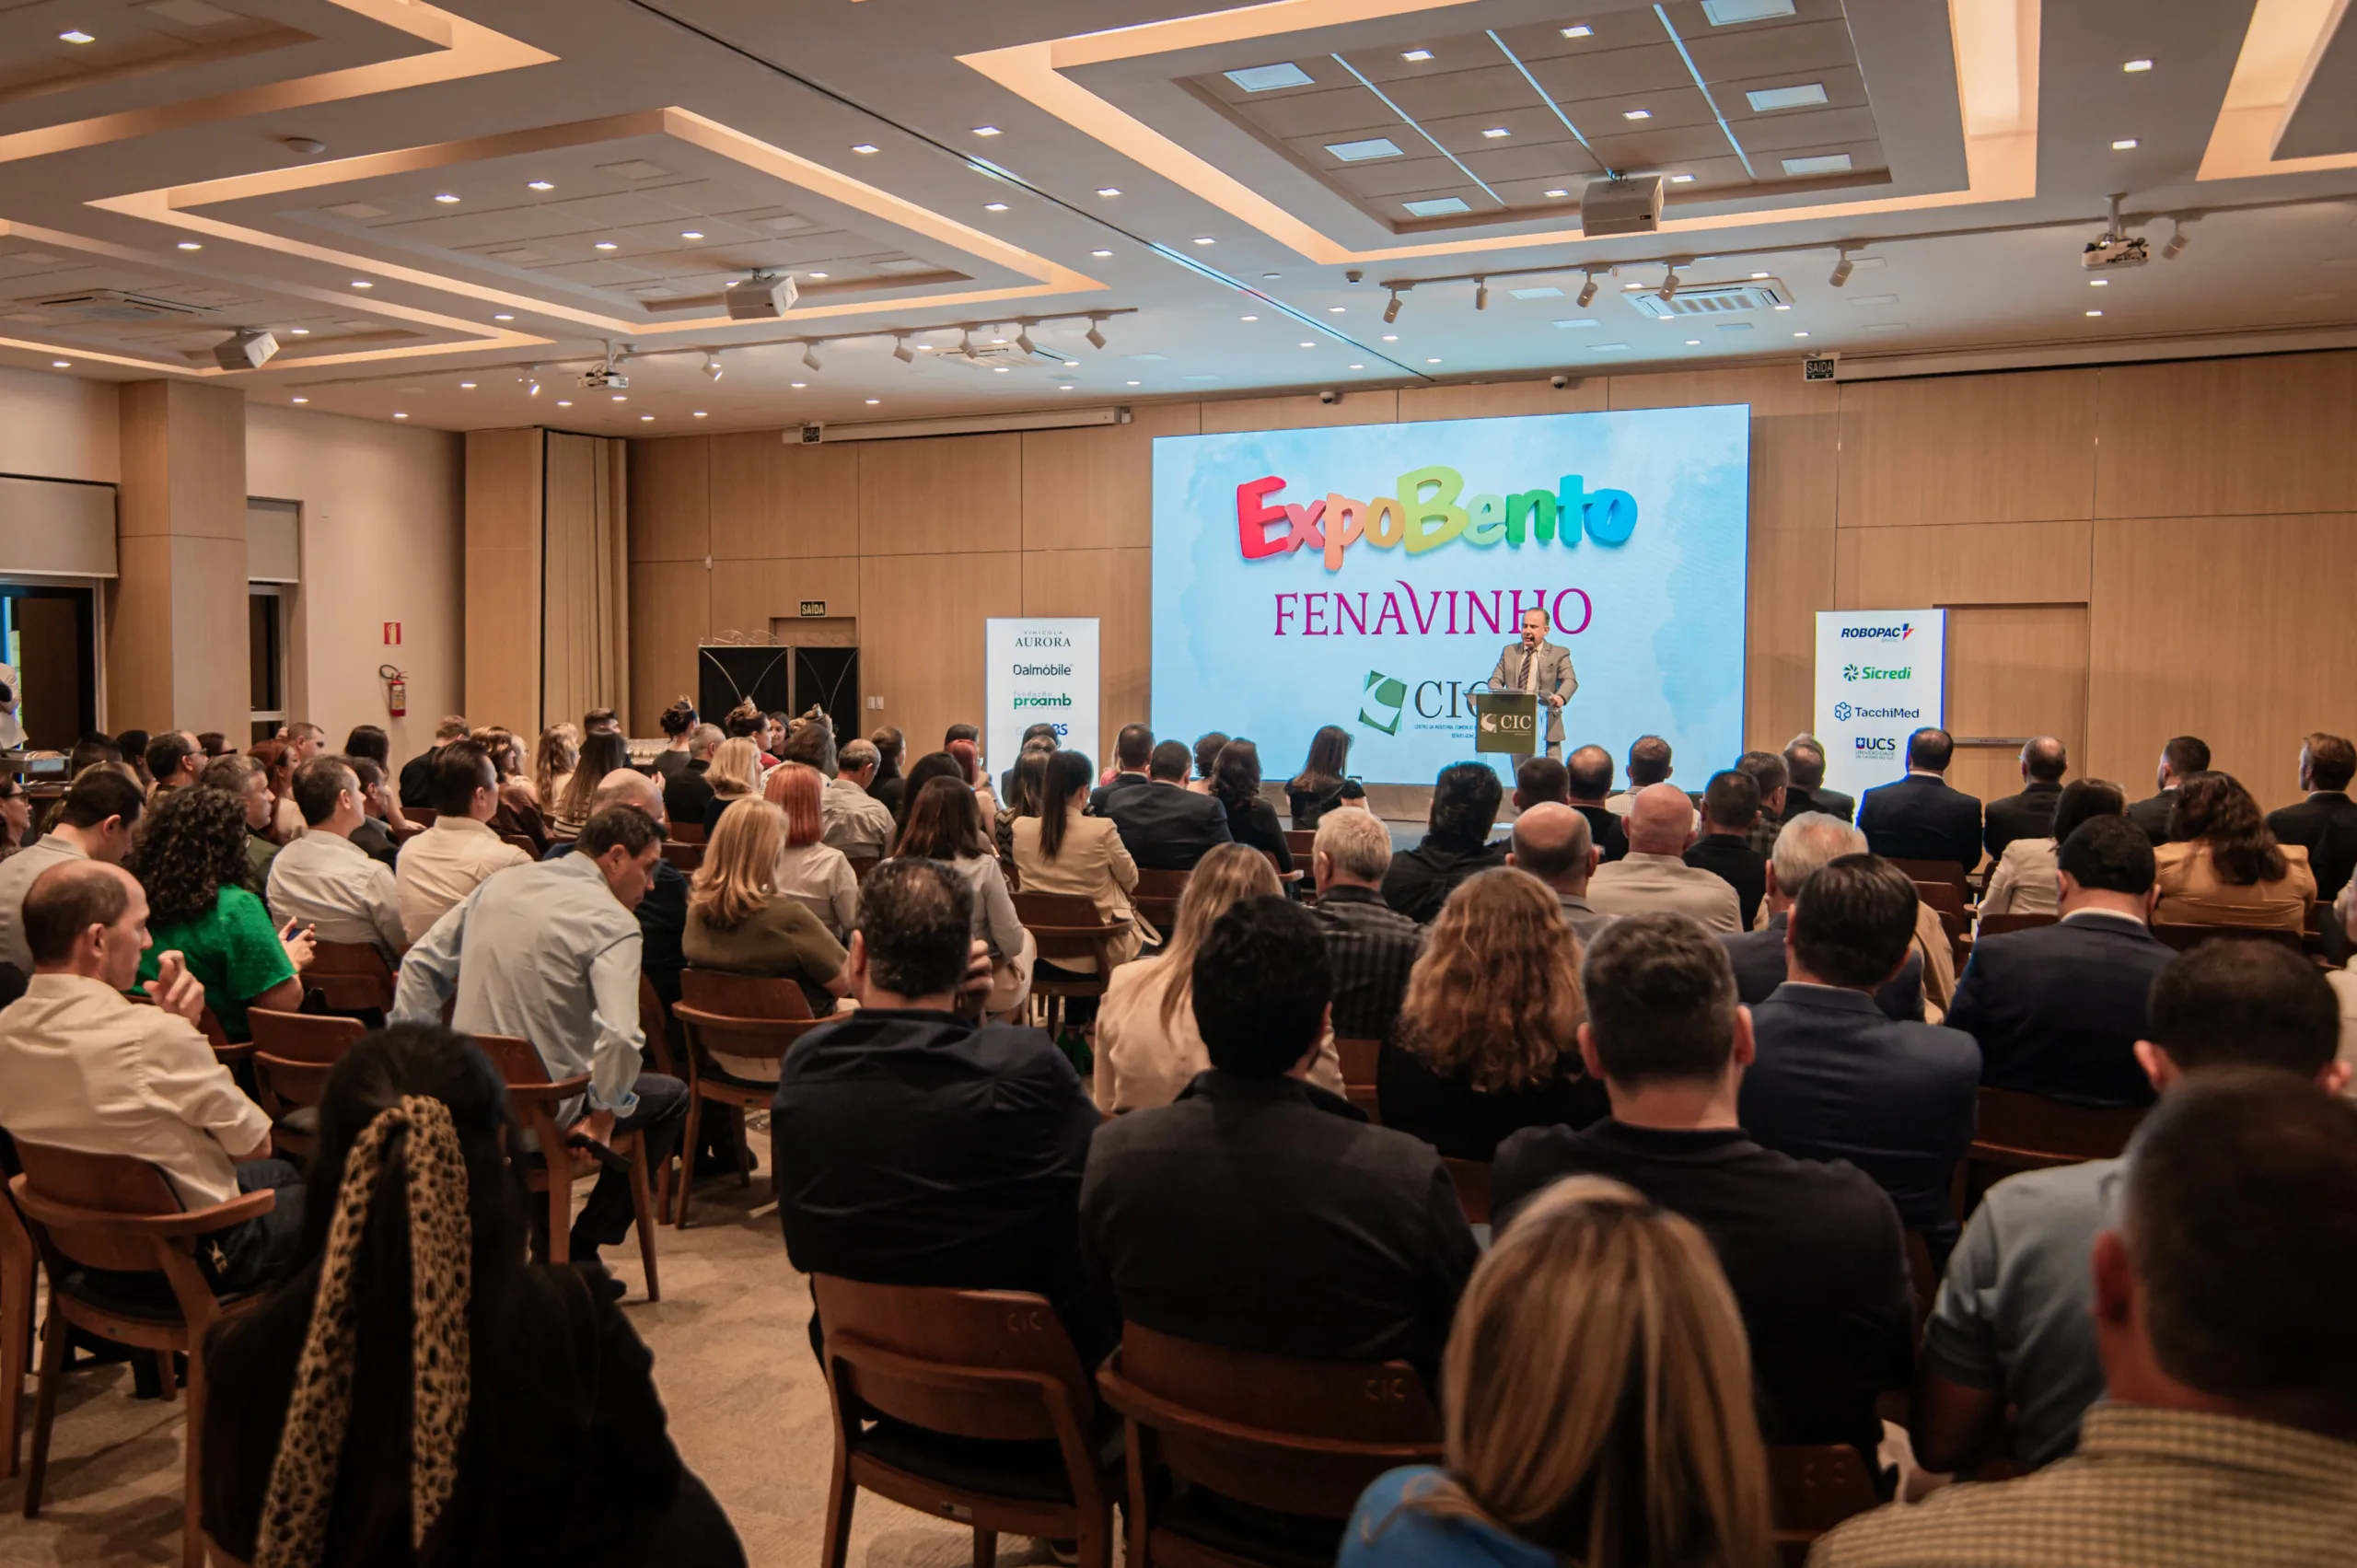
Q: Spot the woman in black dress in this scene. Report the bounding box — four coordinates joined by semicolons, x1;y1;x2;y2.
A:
1285;724;1366;830
1210;738;1293;876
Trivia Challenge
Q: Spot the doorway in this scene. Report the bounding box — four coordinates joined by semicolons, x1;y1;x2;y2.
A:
0;583;99;749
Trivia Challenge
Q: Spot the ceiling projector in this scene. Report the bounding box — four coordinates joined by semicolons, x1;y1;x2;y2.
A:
1580;175;1664;238
725;271;800;321
2082;193;2149;271
580;365;628;390
212;329;278;371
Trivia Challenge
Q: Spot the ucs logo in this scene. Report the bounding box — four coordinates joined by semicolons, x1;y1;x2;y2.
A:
1832;701;1853;722
1359;670;1407;736
1854;736;1898;753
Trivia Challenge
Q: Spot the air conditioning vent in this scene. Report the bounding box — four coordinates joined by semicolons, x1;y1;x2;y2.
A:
34;289;206;323
1626;279;1790;319
938;342;1069;371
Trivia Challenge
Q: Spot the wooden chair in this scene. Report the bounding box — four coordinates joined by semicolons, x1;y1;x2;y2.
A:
1014;891;1128;1037
404;807;436;828
1890;857;1974;899
10;1144;277;1568
2150;922;2310;956
0;1173;32;1481
1335;1038;1380;1122
1964;1086;2147;1215
672;970;830;1229
848;854;881;884
1283;829;1317;859
303;939;396;1015
500;832;540;857
1768;1445;1883;1566
1096;1323;1441;1568
1132;868;1190;939
244;1007;364;1161
813;1276;1117;1568
659;840;704;874
637;971;679;1078
473;1034;662;1300
668;819;706;845
1976;912;2058;937
1442;1158;1492;1226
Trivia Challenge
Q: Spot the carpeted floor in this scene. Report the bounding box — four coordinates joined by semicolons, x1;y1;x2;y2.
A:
0;1173;1047;1568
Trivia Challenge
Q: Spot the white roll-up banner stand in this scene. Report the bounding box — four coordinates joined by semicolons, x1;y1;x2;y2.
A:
986;618;1100;777
1813;610;1947;801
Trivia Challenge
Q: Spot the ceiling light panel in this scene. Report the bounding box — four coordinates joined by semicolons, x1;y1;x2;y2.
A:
1745;83;1829;111
1225;61;1314;91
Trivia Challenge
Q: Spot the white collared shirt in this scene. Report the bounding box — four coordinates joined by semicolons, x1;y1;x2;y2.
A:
267;829;407;958
0;972;271;1208
0;835;87;971
394;816;532;945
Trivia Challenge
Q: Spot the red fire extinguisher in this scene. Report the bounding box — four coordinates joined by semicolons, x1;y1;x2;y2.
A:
380;663;408;718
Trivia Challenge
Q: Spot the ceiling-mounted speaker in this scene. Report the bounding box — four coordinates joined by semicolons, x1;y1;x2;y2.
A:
1579;175;1664;238
212;329;279;370
725;272;800;320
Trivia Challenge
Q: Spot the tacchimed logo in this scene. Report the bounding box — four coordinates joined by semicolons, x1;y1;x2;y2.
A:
1833;701;1853;722
1359;670;1407;736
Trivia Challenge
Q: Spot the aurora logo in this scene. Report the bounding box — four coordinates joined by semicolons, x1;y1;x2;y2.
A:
1359;669;1407;736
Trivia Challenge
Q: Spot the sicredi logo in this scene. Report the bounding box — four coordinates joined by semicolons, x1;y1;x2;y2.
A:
1838;622;1914;641
1847;665;1911;681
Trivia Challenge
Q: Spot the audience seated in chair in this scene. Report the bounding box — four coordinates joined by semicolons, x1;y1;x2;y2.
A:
392;805;687;1283
1285;723;1365;830
1015;751;1145;1010
1683;769;1769;931
2267;730;2357;902
548;769;691;1014
1983;737;2070;866
663;724;723;830
1562;744;1631;863
343;756;407;868
0;860;304;1294
683;797;849;1061
131;786;310;1043
1307;807;1426;1043
1736;749;1791;860
1949;814;2171;1109
1094;844;1344;1114
891;775;1034;1017
698;737;763;841
0;765;144;972
1090;723;1156;817
1602;734;1675;818
394;738;534;946
1507;802;1614;945
1385;762;1510;925
1208;738;1293;876
1586;783;1741;934
1782;734;1853;825
265;756;408;962
764;761;860;942
1857;726;1983;877
1082;894;1476;1392
1738;854;1980;1253
1493;914;1913;1454
1979;776;2124;924
1340;1178;1771;1568
1723;814;1924;1021
553;730;631;842
2126;733;2208;846
1913;939;2348;1478
396;714;470;809
772;857;1105;1360
819;737;895;860
1101;739;1235;872
204;752;284;889
201;1026;746;1568
1379;868;1608;1161
1824;1071;2357;1567
2153;772;2316;931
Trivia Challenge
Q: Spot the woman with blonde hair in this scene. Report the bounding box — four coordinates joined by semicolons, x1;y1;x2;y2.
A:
1341;1176;1772;1568
698;735;763;838
685;800;849;1078
1093;843;1345;1111
532;725;580;812
1380;867;1604;1159
763;761;859;939
552;730;630;840
2154;771;2316;930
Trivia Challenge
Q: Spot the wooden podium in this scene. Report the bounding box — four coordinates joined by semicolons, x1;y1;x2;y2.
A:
1472;689;1542;756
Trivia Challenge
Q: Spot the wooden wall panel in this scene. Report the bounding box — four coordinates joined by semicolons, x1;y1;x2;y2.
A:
1201;389;1397;435
1836;370;2097;528
1022;401;1198;552
1836;519;2093;608
1023;546;1152;735
1611;366;1838;532
710;434;860;559
1746;527;1836;751
704;555;864;641
112;381;249;734
1945;604;2089;805
1397;379;1608;421
857;434;1021;555
2096;351;2357;519
2088;513;2357;808
626;562;708;735
464;428;540;727
626;436;708;562
860;552;1022;759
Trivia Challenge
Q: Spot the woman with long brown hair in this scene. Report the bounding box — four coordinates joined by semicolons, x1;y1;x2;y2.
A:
1210;738;1293;874
552;731;631;840
1093;842;1345;1111
1012;750;1144;1011
532;724;580;811
1341;1177;1772;1568
2155;771;2315;930
1287;724;1366;830
1381;866;1604;1159
893;774;1033;1016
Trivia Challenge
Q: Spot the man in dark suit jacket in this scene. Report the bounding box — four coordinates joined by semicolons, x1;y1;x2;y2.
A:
772;860;1108;1361
1685;769;1768;930
1739;854;1980;1250
1564;744;1630;862
1086;723;1155;816
1724;812;1923;1019
1383;761;1508;923
1858;727;1983;875
1081;895;1477;1391
1946;816;2172;1109
1984;737;2069;860
396;715;470;808
1782;736;1854;824
1102;741;1234;871
2266;731;2357;900
2126;734;2209;845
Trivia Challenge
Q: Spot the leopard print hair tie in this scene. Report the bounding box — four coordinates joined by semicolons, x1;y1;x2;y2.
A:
253;1096;473;1568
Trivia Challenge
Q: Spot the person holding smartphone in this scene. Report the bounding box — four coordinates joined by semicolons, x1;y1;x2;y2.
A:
129;785;312;1043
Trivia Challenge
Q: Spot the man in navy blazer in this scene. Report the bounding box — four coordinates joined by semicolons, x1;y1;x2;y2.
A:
1945;815;2170;1109
1858;727;1984;876
1101;740;1233;871
1740;853;1980;1251
1087;724;1155;816
1724;812;1924;1020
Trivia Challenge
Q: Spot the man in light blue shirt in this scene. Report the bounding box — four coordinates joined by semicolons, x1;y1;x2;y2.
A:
394;804;686;1276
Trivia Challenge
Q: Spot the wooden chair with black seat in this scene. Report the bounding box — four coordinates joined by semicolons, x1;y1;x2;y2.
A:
660;840;705;874
9;1144;279;1568
1013;890;1129;1038
672;968;831;1229
1334;1038;1380;1122
1282;829;1316;861
472;1033;663;1301
1132;868;1190;941
1097;1322;1442;1568
243;1007;364;1163
1961;1086;2147;1218
668;819;706;845
1890;856;1974;901
813;1275;1120;1568
1442;1158;1491;1226
1976;912;2059;937
301;939;397;1020
2150;922;2312;957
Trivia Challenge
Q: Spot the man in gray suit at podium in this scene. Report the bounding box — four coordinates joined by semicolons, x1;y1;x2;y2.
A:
1487;607;1578;759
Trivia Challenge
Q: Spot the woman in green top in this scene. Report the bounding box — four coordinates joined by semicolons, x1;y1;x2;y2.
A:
133;785;311;1041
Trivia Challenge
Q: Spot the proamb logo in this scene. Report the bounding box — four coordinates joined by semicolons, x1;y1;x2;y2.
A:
1359;669;1407;736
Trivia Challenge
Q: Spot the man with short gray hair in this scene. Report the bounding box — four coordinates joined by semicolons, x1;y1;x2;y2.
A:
821;737;894;857
1721;813;1924;1018
1782;734;1853;824
1507;801;1612;945
1309;808;1425;1044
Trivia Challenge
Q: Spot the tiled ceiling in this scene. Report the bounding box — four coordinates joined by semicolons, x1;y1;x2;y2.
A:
0;0;307;102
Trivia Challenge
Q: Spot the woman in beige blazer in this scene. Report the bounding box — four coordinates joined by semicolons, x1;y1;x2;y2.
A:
2153;772;2316;931
1012;749;1144;976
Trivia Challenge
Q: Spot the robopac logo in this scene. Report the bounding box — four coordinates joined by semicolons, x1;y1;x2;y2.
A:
1359;670;1407;736
1839;621;1914;642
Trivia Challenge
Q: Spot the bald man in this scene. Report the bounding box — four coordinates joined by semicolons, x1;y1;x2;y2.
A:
1585;782;1741;933
547;767;688;1012
1507;802;1614;945
1984;736;2069;862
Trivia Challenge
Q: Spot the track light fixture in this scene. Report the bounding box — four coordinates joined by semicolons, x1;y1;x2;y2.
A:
1016;324;1036;354
526;366;541;396
1085;315;1107;349
1383;290;1402;324
2162;217;2190;260
892;335;914;363
1575;271;1599;308
1474;278;1489;311
958;329;976;359
1829;247;1854;287
702;352;724;380
1657;265;1681;302
801;343;822;373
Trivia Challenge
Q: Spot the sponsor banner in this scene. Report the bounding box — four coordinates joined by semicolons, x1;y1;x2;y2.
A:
1813;610;1946;799
1151;407;1751;784
986;618;1099;775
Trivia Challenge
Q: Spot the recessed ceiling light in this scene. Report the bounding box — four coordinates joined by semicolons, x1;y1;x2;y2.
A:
434;193;460;204
1426;357;1442;364
852;143;878;154
1097;187;1120;197
1091;249;1113;257
693;411;708;418
1751;271;1771;279
1263;272;1282;279
1623;109;1652;120
1623;282;1646;290
1328;306;1345;312
594;240;618;250
983;202;1009;212
611;394;626;401
808;271;829;279
2122;58;2153;73
1349;362;1364;369
1241;314;1258;321
865;397;881;404
2086;308;2104;317
993;366;1010;373
177;241;203;250
493;313;513;321
2112;138;2138;150
555;399;572;406
1225;62;1315;91
1562;24;1592;37
527;180;554;191
2089;277;2109;286
393;412;408;418
640;413;654;421
1746;82;1829;112
1060;384;1079;391
1127;379;1141;386
1193;237;1215;245
459;381;476;389
51;359;70;368
350;280;371;288
971;125;1001;136
60;29;96;43
291;396;308;404
1667;173;1696;184
1686;339;1701;345
289;328;308;335
1327;136;1404;162
680;229;703;239
1480;127;1510;139
1792;331;1808;338
1381;333;1398;341
1299;340;1315;347
1544;188;1569;198
1772;302;1792;310
791;380;807;389
1401;48;1433;61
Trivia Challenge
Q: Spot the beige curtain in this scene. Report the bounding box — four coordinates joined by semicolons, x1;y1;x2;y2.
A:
540;432;630;731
